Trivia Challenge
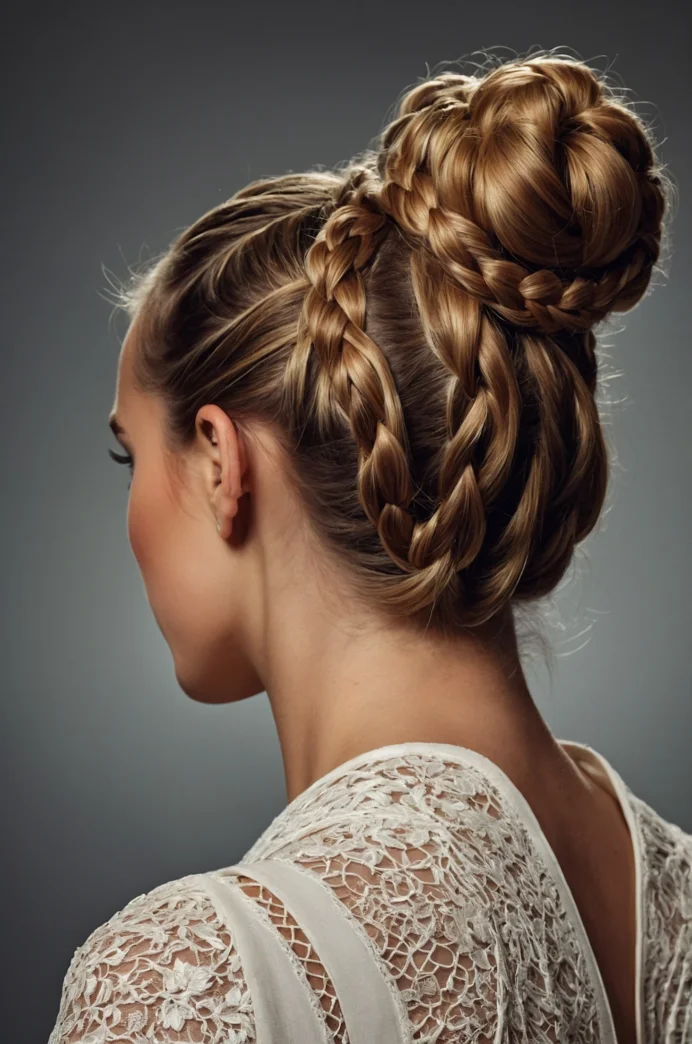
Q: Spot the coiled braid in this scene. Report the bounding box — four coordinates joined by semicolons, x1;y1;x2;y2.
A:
121;51;671;636
285;56;668;626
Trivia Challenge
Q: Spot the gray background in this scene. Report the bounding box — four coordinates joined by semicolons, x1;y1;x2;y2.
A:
2;2;690;1040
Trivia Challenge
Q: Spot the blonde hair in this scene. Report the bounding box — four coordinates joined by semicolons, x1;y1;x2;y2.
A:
113;48;672;641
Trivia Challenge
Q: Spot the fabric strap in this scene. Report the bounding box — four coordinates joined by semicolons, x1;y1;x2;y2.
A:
216;859;409;1044
200;871;329;1044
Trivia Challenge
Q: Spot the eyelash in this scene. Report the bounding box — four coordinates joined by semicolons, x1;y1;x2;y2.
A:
108;448;134;488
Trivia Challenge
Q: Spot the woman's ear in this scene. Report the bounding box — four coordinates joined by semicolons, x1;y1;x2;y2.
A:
194;405;249;537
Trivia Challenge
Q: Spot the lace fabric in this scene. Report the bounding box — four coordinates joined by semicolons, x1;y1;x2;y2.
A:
48;743;692;1043
630;793;692;1043
48;873;255;1044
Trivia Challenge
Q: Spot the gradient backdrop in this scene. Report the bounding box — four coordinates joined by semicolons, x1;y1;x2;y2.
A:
2;2;690;1040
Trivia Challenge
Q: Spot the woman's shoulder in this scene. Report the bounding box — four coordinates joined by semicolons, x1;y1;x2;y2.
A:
626;788;692;1001
48;750;515;1044
48;872;255;1044
629;785;692;864
242;743;519;862
615;772;692;930
47;752;507;1044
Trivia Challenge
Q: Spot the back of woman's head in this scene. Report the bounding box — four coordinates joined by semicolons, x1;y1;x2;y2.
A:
115;49;672;642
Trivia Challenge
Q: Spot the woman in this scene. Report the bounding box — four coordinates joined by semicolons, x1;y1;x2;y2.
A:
49;51;690;1044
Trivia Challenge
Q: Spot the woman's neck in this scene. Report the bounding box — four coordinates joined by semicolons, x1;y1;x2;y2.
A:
263;606;563;804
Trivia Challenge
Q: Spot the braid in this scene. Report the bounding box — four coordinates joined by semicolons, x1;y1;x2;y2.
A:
285;165;425;577
288;164;524;619
130;51;670;636
287;57;666;625
376;66;662;335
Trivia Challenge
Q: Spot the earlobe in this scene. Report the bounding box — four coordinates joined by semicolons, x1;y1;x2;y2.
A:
215;480;243;540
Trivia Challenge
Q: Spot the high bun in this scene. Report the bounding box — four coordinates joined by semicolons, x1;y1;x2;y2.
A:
374;60;663;333
114;48;672;639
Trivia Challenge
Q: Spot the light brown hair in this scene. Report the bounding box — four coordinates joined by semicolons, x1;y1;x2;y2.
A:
112;48;672;643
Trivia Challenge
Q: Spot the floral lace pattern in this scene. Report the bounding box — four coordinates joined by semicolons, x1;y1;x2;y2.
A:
242;753;602;1043
48;874;255;1043
48;748;692;1043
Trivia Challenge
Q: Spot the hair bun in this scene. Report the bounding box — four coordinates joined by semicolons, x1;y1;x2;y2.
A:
125;51;672;635
372;56;667;334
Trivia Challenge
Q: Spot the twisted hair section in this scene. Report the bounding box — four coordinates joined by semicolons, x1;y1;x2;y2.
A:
112;49;672;636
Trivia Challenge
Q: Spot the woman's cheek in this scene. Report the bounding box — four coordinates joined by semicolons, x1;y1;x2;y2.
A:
127;485;149;572
127;473;183;599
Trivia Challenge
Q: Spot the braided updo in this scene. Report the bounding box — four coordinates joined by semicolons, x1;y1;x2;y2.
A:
117;50;671;638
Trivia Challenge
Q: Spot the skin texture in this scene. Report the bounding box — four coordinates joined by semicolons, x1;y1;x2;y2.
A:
110;314;579;807
110;312;638;1044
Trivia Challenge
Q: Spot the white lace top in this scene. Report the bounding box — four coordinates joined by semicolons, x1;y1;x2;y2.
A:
48;739;692;1044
